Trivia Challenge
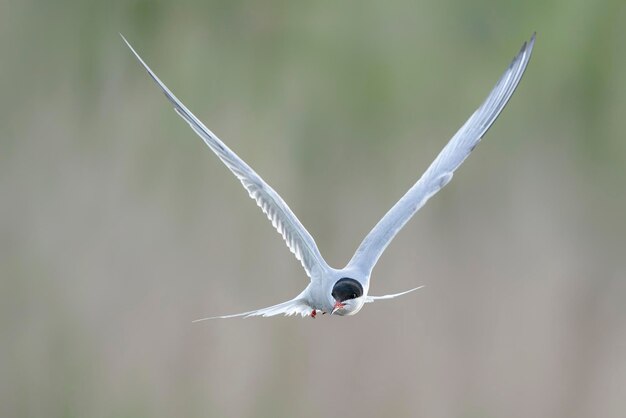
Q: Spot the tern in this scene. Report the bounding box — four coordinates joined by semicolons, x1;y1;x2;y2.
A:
122;33;534;319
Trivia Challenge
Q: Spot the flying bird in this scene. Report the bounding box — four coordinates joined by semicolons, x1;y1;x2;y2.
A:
122;33;535;319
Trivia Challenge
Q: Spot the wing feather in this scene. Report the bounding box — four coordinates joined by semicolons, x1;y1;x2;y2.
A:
348;34;535;277
122;35;328;278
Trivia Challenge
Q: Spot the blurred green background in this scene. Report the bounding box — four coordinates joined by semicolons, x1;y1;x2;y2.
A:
2;1;626;417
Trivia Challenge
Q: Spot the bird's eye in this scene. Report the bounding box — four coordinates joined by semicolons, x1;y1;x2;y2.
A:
351;293;357;299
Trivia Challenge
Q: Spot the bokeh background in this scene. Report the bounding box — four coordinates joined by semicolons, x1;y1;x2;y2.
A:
2;1;626;417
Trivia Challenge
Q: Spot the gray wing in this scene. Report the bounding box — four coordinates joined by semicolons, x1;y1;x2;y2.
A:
122;36;329;279
347;34;535;277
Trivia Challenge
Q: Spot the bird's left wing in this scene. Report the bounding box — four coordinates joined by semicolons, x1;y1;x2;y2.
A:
348;34;535;278
122;36;329;279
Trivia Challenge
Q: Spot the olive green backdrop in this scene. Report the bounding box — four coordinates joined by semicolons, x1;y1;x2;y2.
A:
2;1;625;417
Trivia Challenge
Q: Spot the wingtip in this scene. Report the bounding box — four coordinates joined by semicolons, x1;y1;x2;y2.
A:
527;32;537;51
119;34;150;70
119;33;132;48
505;33;535;74
120;35;140;57
514;32;536;55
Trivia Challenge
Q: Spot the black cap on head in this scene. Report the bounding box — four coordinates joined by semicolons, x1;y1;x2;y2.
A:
331;278;363;302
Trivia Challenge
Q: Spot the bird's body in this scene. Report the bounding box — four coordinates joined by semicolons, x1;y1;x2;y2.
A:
122;33;535;319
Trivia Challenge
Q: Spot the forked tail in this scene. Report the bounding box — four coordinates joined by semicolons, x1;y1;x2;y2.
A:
364;285;424;303
192;297;312;321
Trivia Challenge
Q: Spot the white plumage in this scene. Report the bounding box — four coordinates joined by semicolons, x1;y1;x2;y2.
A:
122;33;535;320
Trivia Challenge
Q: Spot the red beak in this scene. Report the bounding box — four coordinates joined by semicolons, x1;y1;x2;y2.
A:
331;300;345;315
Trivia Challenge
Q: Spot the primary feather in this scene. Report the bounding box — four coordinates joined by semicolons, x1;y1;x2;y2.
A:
123;34;535;319
121;35;328;279
347;34;535;278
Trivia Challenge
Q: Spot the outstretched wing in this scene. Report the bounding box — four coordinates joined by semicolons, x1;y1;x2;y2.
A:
122;36;329;279
192;297;312;320
347;34;535;277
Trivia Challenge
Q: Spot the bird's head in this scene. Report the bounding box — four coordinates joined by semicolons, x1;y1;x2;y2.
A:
330;278;365;316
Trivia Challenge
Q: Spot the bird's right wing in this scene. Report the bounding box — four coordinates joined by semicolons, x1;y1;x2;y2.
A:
122;36;329;279
347;34;535;277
